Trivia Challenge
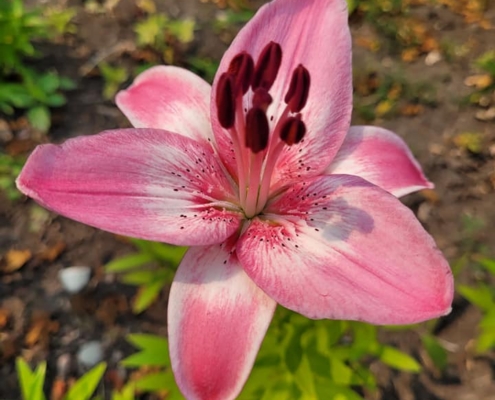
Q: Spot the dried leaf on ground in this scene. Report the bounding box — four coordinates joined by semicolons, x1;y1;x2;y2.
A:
437;0;490;27
355;36;380;52
5;139;38;156
375;99;394;117
25;312;59;348
355;72;380;96
464;74;493;90
420;189;440;204
0;308;10;329
51;378;67;400
37;241;66;262
402;48;420;63
400;103;425;116
2;249;32;273
475;107;495;121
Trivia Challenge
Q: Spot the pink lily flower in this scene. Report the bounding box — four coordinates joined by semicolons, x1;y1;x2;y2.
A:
17;0;453;398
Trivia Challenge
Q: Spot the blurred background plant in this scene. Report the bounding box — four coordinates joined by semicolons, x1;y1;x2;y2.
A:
0;0;76;132
0;0;76;205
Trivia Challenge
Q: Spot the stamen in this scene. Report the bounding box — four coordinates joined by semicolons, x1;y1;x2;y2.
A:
228;52;255;95
216;73;236;129
284;65;311;113
280;115;306;145
245;107;269;153
252;42;282;91
252;87;273;111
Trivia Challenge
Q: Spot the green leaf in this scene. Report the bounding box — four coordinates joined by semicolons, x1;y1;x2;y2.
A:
314;382;363;400
326;320;345;348
132;279;166;313
127;333;169;349
475;50;495;76
306;341;330;378
421;335;448;371
122;333;170;367
330;358;354;385
476;329;495;353
348;322;378;360
38;72;59;93
349;363;376;389
480;310;495;329
168;19;195;44
0;83;34;108
120;269;168;285
346;0;359;14
59;76;77;90
16;358;47;400
46;93;66;107
134;14;168;47
133;371;177;391
65;362;106;400
284;326;304;374
27;105;51;132
377;346;421;372
112;383;135;400
105;253;155;272
457;284;495;311
99;62;128;100
293;356;316;398
151;243;187;266
477;257;495;275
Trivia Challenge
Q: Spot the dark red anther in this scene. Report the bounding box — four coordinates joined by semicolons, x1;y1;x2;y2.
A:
280;115;306;146
228;52;255;95
245;107;269;153
216;73;236;129
284;64;310;113
252;42;282;91
252;87;273;111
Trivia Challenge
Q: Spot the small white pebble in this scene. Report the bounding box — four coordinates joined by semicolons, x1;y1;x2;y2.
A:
425;50;442;66
77;341;103;368
58;266;91;294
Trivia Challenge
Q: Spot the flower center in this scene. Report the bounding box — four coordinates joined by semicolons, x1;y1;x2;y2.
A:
215;41;311;218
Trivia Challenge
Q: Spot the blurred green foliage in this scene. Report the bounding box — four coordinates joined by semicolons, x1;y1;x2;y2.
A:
458;257;495;353
16;358;107;400
105;239;187;313
0;0;76;131
0;152;24;201
99;11;195;99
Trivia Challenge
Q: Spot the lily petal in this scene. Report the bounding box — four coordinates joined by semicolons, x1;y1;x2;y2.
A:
327;126;433;197
116;66;212;144
211;0;352;185
169;242;276;400
237;175;453;325
17;129;242;246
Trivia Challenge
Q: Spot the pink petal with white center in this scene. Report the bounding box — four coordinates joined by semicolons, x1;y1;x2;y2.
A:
237;175;453;325
326;126;433;197
169;242;276;400
211;0;352;184
17;129;242;246
116;66;212;144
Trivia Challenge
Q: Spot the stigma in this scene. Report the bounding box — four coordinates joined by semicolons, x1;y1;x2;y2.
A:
215;41;311;218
